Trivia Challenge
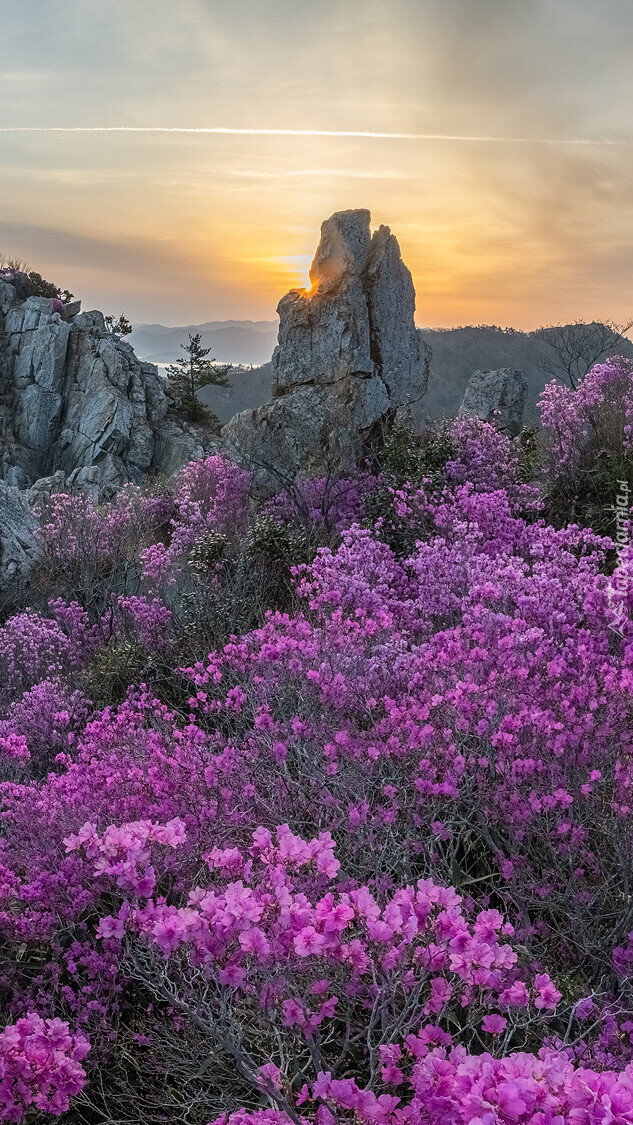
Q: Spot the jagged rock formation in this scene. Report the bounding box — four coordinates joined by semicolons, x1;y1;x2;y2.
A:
222;210;430;490
457;367;528;437
0;279;207;498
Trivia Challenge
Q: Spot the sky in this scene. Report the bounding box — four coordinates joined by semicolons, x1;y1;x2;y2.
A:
1;0;633;328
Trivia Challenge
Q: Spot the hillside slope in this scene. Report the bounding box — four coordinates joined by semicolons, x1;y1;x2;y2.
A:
130;320;278;366
421;325;633;421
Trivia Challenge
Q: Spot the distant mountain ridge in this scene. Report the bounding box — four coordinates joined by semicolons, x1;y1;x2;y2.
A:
131;319;633;430
419;325;633;423
130;320;278;366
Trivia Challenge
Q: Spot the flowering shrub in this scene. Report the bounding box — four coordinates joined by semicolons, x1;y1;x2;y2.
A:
211;1047;633;1125
0;612;79;704
88;819;565;1089
262;473;376;535
170;455;252;554
540;355;633;471
539;354;633;528
0;1013;89;1122
34;485;174;611
2;405;633;1119
108;595;173;649
137;456;252;588
446;414;540;508
0;680;90;778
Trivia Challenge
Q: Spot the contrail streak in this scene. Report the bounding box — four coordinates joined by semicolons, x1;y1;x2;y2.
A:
0;126;632;145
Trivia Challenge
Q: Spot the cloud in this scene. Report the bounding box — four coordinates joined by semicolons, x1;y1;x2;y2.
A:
0;220;188;283
2;127;633;148
2;0;633;325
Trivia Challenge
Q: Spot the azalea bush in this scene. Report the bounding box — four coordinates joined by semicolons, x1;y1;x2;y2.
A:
33;485;174;615
3;373;633;1120
539;354;633;530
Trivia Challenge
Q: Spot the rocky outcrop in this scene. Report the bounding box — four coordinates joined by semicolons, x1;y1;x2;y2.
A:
0;480;41;582
222;210;429;491
0;281;208;499
457;368;528;437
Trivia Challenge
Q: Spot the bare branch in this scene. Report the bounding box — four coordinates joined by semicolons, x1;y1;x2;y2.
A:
534;318;633;389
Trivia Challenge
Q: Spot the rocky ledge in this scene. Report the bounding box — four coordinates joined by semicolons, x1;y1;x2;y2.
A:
0;210;431;575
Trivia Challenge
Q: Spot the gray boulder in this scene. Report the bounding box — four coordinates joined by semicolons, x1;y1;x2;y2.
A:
223;387;361;494
458;367;528;437
153;422;209;478
60;300;82;321
0;281;15;315
26;470;69;506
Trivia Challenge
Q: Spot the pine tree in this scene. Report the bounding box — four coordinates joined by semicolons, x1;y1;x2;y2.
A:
104;312;132;338
166;333;229;401
164;333;229;423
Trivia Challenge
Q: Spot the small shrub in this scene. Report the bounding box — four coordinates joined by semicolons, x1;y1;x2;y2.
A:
187;531;228;574
539;354;633;530
82;639;154;706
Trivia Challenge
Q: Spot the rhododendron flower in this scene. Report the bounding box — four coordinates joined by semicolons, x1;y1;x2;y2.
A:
239;927;271;957
294;927;325;957
257;1062;282;1092
0;1012;90;1120
533;973;562;1009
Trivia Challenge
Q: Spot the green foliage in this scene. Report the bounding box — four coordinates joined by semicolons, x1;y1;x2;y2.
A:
104;312;132;337
378;421;423;480
248;515;308;564
177;394;222;429
547;450;633;537
365;421;457;557
418;421;458;474
82;639;153;706
166;333;230;403
26;271;74;303
515;425;540;482
246;515;312;611
188;532;228;574
378;420;456;485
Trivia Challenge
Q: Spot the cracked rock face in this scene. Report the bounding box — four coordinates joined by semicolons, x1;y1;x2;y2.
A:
223;209;430;490
458;368;528;437
0;280;214;580
0;285;207;498
0;480;41;583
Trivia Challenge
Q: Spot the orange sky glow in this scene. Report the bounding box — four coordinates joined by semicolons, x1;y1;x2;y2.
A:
2;0;633;330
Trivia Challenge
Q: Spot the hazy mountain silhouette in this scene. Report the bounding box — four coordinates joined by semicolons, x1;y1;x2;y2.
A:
131;320;633;428
130;321;278;366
